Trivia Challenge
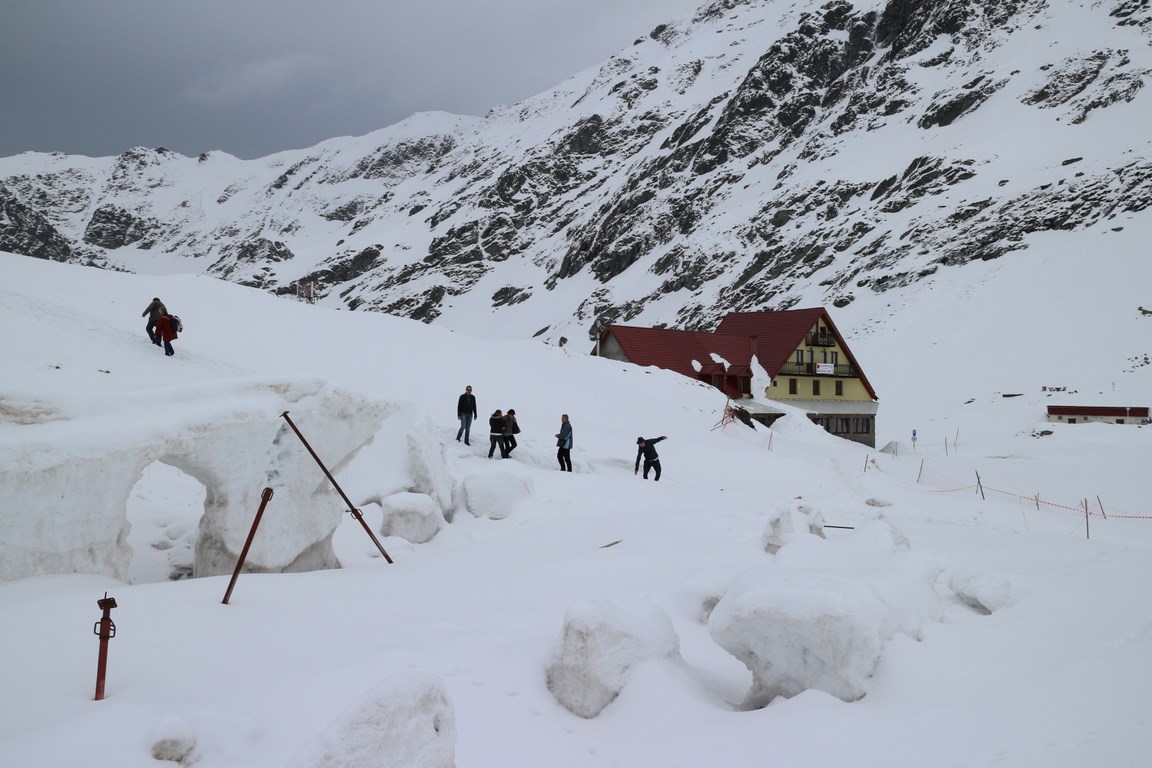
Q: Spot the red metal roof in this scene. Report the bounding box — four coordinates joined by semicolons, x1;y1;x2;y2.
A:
595;307;877;401
1047;405;1149;417
600;326;756;382
715;308;878;400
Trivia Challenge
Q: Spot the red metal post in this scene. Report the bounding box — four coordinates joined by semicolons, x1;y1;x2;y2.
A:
222;487;275;605
93;593;117;701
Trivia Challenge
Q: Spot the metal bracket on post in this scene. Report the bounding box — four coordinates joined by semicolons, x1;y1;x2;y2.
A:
93;593;117;701
280;411;394;564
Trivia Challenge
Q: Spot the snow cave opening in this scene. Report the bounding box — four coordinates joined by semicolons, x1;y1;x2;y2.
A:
126;461;207;584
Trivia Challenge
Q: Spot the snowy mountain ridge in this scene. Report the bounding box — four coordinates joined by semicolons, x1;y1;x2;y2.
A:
1;0;1150;345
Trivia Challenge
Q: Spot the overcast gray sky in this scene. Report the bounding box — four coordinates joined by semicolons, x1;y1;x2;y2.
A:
0;0;704;160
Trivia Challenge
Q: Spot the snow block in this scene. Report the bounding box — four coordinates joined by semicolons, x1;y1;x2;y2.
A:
710;573;892;706
949;570;1012;614
379;492;444;543
0;378;386;581
148;713;197;764
460;470;532;520
712;519;942;708
761;500;825;554
670;568;742;624
290;673;455;768
545;599;681;718
403;422;454;512
340;405;455;514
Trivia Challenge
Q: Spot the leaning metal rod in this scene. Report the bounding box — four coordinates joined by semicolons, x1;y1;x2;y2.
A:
280;411;394;564
222;486;275;605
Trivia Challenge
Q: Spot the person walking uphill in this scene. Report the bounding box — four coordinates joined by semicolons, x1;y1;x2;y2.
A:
456;385;477;445
156;309;179;357
488;409;509;459
142;297;166;345
556;414;573;472
635;436;667;481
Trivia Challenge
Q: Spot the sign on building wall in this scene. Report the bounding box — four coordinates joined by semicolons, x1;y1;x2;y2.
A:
816;363;835;375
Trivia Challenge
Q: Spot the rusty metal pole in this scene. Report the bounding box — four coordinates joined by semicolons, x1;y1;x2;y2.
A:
93;593;117;701
280;411;394;564
222;487;275;605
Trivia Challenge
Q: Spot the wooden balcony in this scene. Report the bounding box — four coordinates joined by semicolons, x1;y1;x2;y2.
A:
804;332;837;347
778;362;858;377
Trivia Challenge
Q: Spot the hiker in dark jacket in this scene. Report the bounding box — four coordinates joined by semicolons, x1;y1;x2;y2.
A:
556;414;573;472
142;297;166;345
456;385;477;445
503;409;520;455
156;310;179;357
488;410;509;459
634;436;667;481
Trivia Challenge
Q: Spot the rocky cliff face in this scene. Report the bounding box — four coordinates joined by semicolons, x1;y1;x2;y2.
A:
1;0;1149;343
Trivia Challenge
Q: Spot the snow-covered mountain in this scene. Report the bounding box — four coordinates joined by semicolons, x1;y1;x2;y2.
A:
1;0;1150;345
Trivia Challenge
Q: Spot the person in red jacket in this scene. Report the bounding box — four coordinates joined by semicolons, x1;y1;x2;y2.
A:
156;310;179;357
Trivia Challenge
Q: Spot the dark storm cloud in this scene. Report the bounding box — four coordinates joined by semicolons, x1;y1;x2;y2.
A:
0;0;703;159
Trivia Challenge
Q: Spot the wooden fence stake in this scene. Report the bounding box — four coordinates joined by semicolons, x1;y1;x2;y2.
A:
975;470;985;500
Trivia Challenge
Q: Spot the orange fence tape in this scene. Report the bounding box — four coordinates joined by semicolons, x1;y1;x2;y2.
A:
865;457;1152;519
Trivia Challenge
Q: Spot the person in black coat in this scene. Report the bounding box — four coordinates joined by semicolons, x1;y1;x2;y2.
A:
488;410;509;459
634;436;667;481
503;408;519;455
456;385;477;445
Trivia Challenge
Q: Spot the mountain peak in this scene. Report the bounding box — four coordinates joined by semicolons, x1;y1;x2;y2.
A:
1;0;1149;345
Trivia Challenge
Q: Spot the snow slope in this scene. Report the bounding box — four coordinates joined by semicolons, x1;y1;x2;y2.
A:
1;251;1150;766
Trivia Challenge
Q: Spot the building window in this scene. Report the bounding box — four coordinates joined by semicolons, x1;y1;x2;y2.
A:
812;379;821;396
789;378;798;395
835;380;843;396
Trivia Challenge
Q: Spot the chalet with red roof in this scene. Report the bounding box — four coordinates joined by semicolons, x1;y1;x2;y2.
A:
1046;405;1149;424
593;307;879;446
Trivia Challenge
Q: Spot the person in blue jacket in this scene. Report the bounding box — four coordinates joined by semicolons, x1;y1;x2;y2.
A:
555;414;573;471
634;435;667;481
